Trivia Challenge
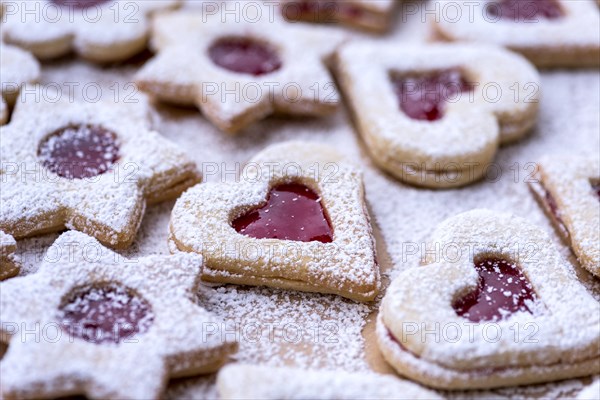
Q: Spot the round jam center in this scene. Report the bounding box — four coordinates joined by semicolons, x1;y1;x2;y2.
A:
58;283;154;345
391;69;473;122
232;183;333;243
50;0;112;9
453;258;536;322
487;0;563;21
208;37;282;76
38;124;120;180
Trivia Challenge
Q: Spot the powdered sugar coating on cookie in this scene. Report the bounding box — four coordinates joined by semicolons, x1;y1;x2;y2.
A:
217;364;442;399
0;230;20;280
0;44;40;124
0;231;238;400
335;42;540;188
135;7;346;133
378;209;599;389
2;0;181;62
531;155;600;277
432;0;600;68
0;87;201;248
169;141;380;301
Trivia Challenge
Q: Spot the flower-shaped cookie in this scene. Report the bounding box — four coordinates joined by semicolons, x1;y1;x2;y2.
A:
378;209;600;389
0;88;201;248
0;231;238;399
217;364;442;399
530;155;600;277
280;0;397;33
2;0;181;62
335;43;540;188
135;9;345;133
432;0;600;68
0;44;40;125
0;230;20;280
169;141;380;301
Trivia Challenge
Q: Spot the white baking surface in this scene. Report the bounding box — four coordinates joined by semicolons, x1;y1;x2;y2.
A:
7;1;600;398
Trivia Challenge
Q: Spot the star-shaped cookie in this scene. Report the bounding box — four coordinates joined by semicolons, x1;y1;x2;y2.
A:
0;44;40;125
135;8;346;133
0;231;238;399
2;0;181;62
0;88;201;248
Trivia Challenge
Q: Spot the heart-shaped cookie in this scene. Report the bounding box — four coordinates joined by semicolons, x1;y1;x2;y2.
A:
335;43;540;188
530;155;600;277
432;0;600;68
169;141;380;301
377;209;599;389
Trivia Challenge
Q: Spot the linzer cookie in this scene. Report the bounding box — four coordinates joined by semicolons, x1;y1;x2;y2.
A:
432;0;600;68
377;209;600;389
530;155;600;277
0;231;20;280
217;364;442;399
335;43;540;188
280;0;396;33
135;8;345;133
0;89;201;248
0;231;238;399
2;0;181;62
0;44;40;125
169;141;380;301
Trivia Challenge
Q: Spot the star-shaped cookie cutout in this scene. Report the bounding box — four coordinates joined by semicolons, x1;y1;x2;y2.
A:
0;230;20;280
0;44;40;125
0;231;238;399
2;0;181;62
135;8;346;133
0;87;201;248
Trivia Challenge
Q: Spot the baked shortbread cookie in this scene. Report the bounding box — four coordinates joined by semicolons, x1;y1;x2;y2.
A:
529;155;600;277
135;9;345;133
0;231;238;400
0;44;40;125
432;0;600;68
216;364;442;399
1;0;181;62
280;0;397;33
169;141;380;301
335;43;540;188
0;88;201;248
0;231;20;280
377;209;600;389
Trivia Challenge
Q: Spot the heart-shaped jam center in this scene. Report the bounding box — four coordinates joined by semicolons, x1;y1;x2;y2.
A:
390;69;472;122
208;37;282;76
58;283;154;345
38;124;120;180
50;0;112;9
487;0;563;21
453;258;536;322
232;183;333;243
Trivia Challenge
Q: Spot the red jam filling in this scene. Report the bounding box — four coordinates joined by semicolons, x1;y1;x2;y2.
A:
208;37;282;77
283;1;364;21
232;183;333;243
38;124;120;180
487;0;563;21
390;69;473;122
50;0;112;9
58;283;154;345
453;258;536;322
